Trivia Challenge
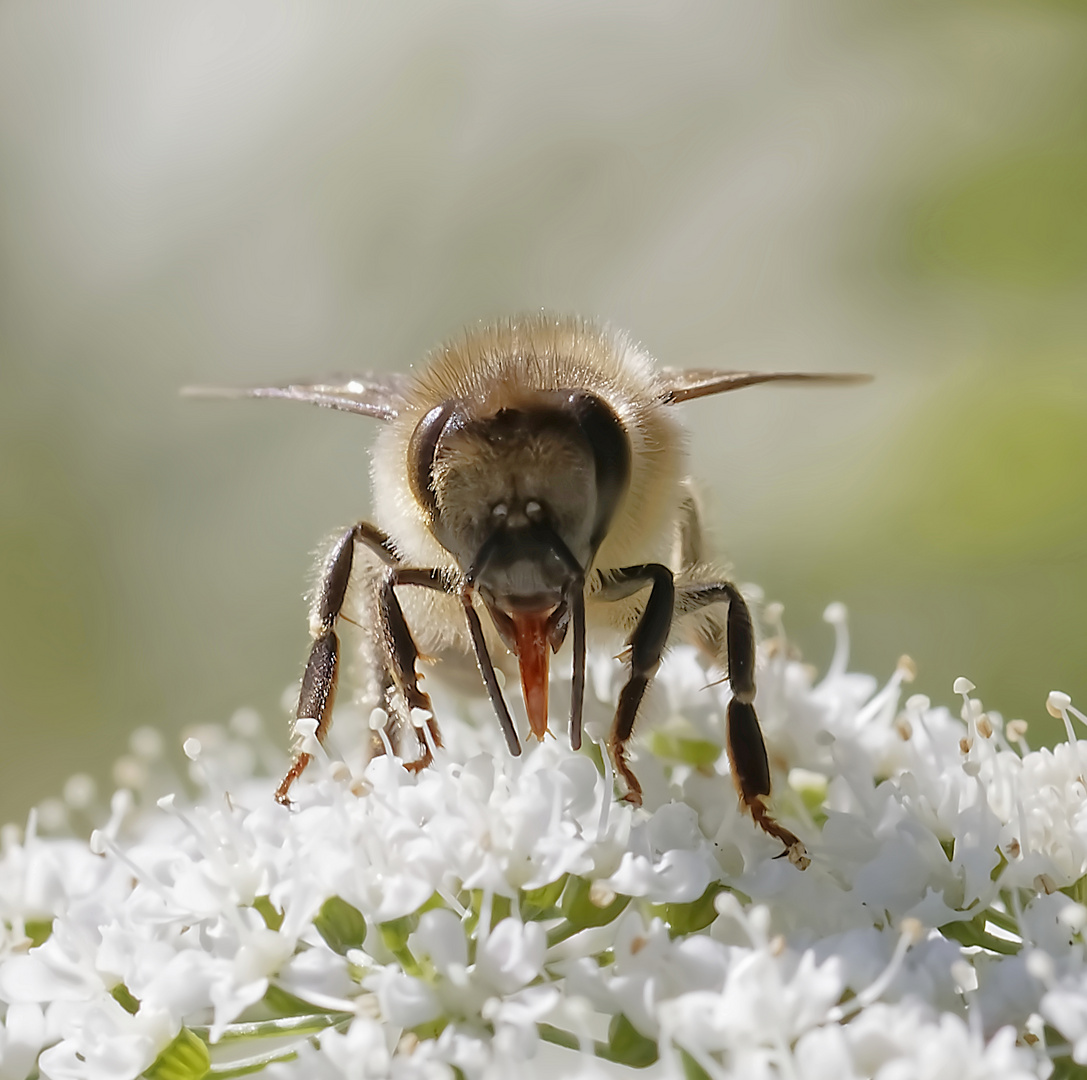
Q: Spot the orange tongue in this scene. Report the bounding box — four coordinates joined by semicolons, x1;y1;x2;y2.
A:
511;611;551;739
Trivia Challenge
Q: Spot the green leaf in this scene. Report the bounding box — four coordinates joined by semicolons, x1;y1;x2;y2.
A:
647;731;722;769
261;984;327;1018
560;876;630;930
111;983;140;1015
940;914;1020;955
1048;1053;1087;1080
143;1028;210;1080
602;1014;659;1068
314;896;368;956
252;896;283;932
418;892;446;915
655;882;726;937
464;890;512;937
491;893;512;927
410;1016;449;1041
579;738;606;777
24;919;53;948
790;774;828;827
378;913;417;970
1062;875;1087;907
520;875;568;921
537;1023;580;1052
679;1047;714;1080
539;1020;660;1069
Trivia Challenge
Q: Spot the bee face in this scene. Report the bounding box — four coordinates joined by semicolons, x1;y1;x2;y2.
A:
411;393;631;612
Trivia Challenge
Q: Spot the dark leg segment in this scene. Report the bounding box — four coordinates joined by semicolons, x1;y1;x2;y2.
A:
597;564;675;806
726;698;804;859
675;579;808;868
274;629;339;803
378;568;446;771
276;524;367;805
568;585;586;751
276;522;448;805
459;585;522;756
676;581;756;701
549;537;588;753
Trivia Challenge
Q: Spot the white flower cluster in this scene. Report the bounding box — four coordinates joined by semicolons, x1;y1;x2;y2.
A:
1;606;1086;1079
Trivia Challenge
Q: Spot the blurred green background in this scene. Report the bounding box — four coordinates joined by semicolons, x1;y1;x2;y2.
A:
1;1;1085;824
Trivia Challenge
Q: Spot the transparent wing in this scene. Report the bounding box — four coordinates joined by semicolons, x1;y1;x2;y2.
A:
659;368;871;405
181;371;412;421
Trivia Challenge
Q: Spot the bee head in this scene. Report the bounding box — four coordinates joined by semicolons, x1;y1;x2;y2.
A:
408;391;630;736
410;392;629;587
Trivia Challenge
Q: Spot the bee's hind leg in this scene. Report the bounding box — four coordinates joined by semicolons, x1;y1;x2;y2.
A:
676;579;809;868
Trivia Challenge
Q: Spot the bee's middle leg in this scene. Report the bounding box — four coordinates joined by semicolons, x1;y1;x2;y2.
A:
378;568;450;771
597;564;676;806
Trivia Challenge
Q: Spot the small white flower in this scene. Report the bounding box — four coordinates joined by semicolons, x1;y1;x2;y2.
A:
367;967;441;1029
482;984;559;1062
310;1017;392;1079
599;802;717;903
36;995;175;1080
0;1002;46;1080
410;908;468;977
475;918;546;995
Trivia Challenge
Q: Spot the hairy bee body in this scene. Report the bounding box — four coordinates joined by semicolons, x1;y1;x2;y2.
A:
189;311;866;868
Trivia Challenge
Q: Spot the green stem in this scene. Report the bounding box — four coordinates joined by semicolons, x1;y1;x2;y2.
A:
537;1022;660;1068
538;1022;609;1059
206;1056;298;1079
546;921;581;948
197;1014;355;1078
191;1012;353;1043
982;906;1020;937
941;919;1021;955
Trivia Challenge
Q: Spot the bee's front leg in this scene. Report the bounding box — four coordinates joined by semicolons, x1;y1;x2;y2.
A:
596;564;676;807
275;522;443;804
676;580;808;868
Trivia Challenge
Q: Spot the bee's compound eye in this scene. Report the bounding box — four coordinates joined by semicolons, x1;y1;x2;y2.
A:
492;502;509;521
525;500;544;521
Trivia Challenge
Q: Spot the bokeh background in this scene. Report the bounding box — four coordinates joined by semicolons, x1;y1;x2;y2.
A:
1;1;1085;824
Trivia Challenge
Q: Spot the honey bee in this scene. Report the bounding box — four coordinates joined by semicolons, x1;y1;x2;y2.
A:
190;314;866;866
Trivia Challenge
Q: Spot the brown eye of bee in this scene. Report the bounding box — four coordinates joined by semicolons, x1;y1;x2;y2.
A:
492;502;509;521
525;500;544;522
